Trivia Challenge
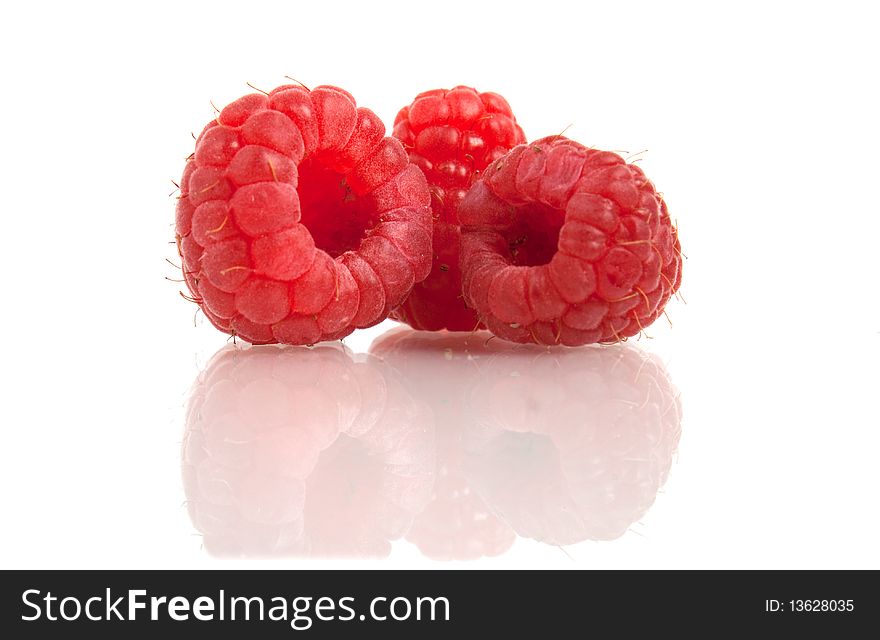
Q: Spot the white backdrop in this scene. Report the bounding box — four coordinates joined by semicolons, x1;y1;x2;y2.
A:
1;0;877;569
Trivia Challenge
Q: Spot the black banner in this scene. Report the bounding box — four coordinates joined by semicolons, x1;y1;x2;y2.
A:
1;570;875;637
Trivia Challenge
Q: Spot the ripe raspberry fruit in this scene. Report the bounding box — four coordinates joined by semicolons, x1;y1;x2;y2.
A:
459;136;682;346
175;85;433;345
391;87;525;331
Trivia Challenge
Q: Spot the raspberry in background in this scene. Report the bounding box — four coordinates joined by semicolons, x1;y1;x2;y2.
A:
461;343;682;545
182;343;434;557
459;136;682;346
174;84;433;345
391;87;525;331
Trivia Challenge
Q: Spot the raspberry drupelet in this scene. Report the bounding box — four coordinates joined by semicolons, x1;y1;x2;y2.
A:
391;87;525;331
175;85;433;345
459;136;682;346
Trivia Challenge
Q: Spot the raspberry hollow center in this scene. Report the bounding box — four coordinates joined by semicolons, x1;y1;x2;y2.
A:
504;202;565;267
297;157;372;258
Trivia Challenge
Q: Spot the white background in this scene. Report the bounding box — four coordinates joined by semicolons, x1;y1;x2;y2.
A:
1;0;878;569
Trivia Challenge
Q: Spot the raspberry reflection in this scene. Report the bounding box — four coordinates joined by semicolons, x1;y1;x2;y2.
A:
182;343;434;557
371;328;682;554
182;331;681;559
370;330;516;559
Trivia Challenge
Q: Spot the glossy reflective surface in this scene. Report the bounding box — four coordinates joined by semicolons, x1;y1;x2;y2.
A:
182;330;681;559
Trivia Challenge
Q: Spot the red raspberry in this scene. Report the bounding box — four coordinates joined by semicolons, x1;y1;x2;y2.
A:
390;87;525;331
459;136;682;346
175;85;433;345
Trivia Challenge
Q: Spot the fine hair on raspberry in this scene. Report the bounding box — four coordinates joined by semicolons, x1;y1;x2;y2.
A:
459;135;682;346
175;84;433;345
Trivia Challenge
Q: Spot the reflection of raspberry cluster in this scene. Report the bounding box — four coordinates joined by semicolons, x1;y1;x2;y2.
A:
371;330;516;560
175;84;681;346
182;344;434;557
461;344;682;544
369;329;682;557
182;330;681;559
